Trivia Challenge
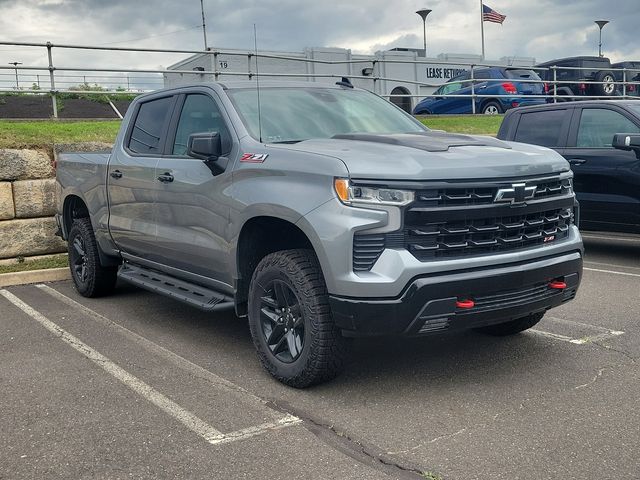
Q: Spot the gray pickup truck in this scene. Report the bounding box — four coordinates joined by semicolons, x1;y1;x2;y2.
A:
56;81;583;387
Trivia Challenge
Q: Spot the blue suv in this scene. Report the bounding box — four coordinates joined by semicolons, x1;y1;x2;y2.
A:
414;67;546;115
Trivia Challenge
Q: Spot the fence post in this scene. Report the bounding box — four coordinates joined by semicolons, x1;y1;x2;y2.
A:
623;69;627;98
470;64;476;114
46;42;58;118
213;51;219;81
552;66;557;104
247;53;252;80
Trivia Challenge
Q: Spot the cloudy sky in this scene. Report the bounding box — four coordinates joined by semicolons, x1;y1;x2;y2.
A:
0;0;638;88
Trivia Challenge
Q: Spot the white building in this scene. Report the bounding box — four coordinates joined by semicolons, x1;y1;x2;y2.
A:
164;47;535;112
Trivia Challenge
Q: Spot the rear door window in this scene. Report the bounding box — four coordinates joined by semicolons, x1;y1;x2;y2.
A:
128;96;174;154
576;108;640;148
514;109;568;147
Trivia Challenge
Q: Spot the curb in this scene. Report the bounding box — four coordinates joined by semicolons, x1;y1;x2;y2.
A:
0;267;70;288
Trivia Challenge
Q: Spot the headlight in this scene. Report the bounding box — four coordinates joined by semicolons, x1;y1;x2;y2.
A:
334;178;414;206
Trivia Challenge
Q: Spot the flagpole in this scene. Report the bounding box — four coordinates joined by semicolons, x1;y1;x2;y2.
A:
480;0;485;60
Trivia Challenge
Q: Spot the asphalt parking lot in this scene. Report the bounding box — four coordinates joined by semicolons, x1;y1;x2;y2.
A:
1;233;639;480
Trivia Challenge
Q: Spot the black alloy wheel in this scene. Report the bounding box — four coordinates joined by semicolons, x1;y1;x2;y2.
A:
247;249;350;388
70;234;89;286
67;217;118;297
259;279;305;363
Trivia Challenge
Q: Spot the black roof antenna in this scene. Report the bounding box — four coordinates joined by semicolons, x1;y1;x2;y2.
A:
336;77;354;88
253;24;263;143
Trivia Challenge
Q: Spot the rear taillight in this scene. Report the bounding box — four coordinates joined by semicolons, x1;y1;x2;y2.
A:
501;82;517;94
543;83;550;94
579;83;587;92
629;85;636;92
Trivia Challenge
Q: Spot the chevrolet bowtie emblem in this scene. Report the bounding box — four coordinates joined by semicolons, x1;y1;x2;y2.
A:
494;183;537;204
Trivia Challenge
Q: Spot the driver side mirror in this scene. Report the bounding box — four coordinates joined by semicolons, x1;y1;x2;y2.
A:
612;133;640;159
187;132;222;161
187;132;229;175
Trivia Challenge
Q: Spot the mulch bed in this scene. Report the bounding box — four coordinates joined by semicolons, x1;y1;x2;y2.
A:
0;95;126;119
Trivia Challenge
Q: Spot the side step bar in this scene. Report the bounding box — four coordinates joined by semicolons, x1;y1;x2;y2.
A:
118;262;234;312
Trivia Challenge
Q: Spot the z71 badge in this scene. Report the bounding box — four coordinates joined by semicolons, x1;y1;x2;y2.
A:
240;153;269;163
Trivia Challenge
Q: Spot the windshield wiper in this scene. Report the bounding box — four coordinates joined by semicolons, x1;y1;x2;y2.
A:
272;139;306;144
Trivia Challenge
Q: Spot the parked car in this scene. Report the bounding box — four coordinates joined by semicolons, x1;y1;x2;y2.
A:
536;56;616;99
498;101;640;233
413;67;546;115
612;61;640;97
56;81;583;387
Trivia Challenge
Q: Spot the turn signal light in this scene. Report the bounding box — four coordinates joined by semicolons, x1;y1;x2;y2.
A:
548;280;567;290
334;178;350;203
456;299;475;309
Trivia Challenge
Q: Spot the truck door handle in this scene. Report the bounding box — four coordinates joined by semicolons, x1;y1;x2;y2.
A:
157;172;174;183
110;170;123;179
568;158;587;166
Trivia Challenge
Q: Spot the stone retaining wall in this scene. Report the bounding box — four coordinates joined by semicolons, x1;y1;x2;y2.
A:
0;147;65;259
0;144;116;260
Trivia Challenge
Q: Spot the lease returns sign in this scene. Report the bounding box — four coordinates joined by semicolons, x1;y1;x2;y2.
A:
425;67;469;79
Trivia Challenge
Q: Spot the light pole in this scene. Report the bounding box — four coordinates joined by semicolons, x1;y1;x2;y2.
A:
200;0;208;51
8;61;22;89
416;9;432;57
595;20;609;57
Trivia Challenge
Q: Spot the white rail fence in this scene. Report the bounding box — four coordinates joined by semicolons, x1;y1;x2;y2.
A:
1;40;639;117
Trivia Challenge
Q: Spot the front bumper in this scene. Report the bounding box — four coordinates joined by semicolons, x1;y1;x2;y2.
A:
330;251;582;337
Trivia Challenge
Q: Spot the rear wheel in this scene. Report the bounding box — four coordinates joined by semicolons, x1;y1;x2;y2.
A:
476;311;545;336
482;101;503;114
67;218;117;297
247;249;350;388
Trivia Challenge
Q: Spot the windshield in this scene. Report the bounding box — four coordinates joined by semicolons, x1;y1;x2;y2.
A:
227;87;426;143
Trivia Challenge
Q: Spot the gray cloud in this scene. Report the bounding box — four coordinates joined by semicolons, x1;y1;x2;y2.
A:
1;0;638;89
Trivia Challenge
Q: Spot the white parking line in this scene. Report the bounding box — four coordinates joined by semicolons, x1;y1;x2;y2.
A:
35;284;263;401
585;261;640;272
529;315;625;345
1;288;301;446
584;267;640;278
582;233;640;242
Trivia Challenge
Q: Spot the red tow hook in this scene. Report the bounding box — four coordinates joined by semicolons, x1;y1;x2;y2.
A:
548;280;567;290
456;299;475;309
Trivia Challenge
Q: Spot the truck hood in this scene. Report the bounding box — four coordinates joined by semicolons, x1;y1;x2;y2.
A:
273;132;569;180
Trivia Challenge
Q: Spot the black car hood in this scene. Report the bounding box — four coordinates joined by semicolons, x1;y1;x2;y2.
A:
332;131;511;152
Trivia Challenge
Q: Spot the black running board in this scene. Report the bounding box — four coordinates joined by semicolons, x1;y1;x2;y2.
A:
118;262;234;312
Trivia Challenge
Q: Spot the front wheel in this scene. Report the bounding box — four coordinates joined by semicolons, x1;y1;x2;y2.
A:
475;311;545;336
482;101;503;115
247;249;350;388
67;218;118;297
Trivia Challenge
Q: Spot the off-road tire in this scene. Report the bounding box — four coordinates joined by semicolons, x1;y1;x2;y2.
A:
476;311;545;336
482;101;503;115
247;249;350;388
67;218;118;298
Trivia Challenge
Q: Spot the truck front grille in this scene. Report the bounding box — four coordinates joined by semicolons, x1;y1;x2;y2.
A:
352;174;575;271
415;177;572;207
406;206;572;260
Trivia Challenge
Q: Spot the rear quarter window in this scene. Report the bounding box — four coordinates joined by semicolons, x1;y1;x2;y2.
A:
128;96;173;154
513;110;567;148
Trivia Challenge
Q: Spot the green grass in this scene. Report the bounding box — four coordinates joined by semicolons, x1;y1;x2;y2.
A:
417;115;503;136
0;254;68;274
0;120;121;149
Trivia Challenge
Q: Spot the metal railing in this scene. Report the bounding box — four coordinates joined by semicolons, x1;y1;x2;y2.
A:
1;40;639;118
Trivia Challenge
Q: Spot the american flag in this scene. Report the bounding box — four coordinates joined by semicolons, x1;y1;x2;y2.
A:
482;4;506;24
